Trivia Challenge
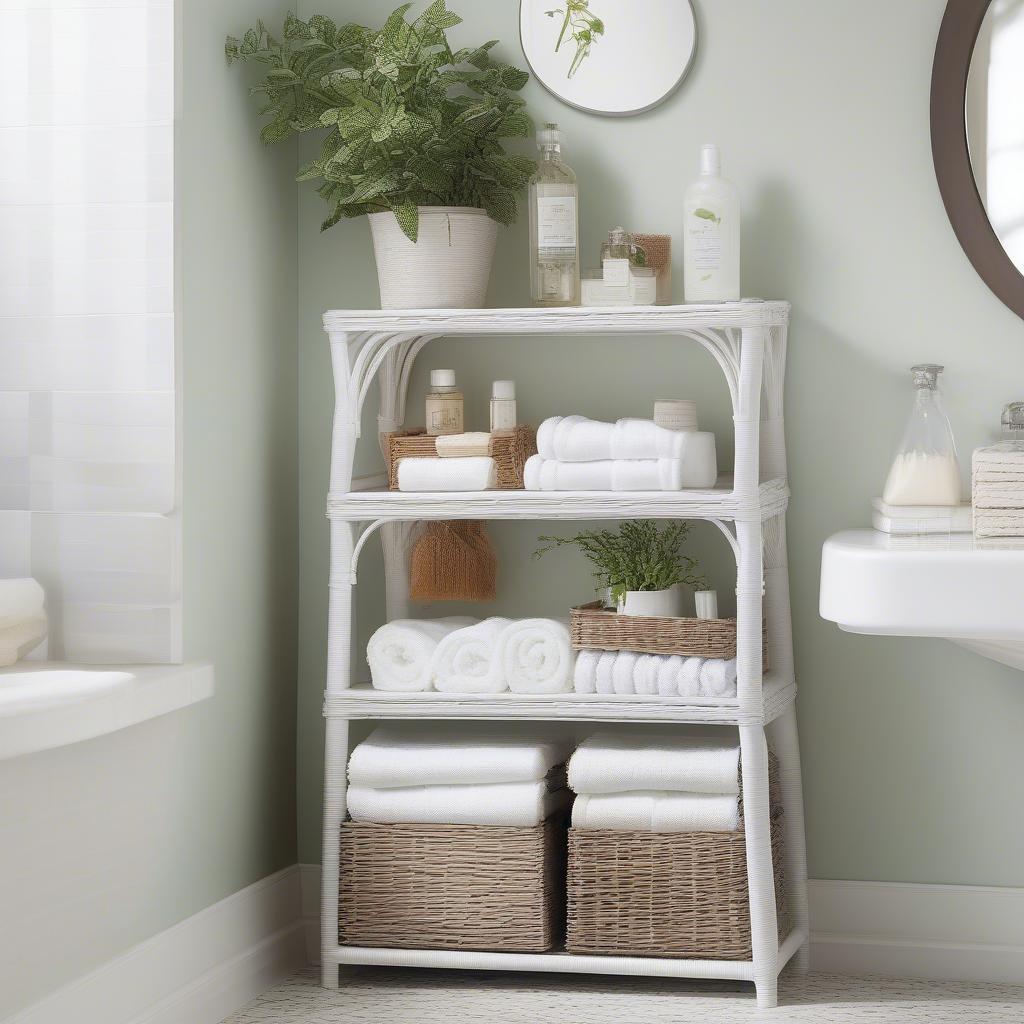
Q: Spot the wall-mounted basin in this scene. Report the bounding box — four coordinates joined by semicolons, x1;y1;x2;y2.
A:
820;529;1024;671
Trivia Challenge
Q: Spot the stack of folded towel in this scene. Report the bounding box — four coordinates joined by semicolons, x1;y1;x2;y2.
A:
0;578;47;667
397;432;496;491
573;650;738;698
524;415;717;492
973;443;1024;537
367;617;575;694
347;726;572;826
568;732;741;832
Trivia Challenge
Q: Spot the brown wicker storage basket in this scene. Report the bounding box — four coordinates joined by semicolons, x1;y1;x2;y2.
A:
566;755;788;960
338;818;565;952
385;426;537;490
570;601;770;670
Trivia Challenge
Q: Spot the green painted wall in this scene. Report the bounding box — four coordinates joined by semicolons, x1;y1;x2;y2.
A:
296;0;1024;885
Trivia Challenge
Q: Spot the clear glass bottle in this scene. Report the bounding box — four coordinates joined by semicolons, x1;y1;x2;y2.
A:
600;227;631;287
1002;401;1024;443
882;364;961;506
683;143;740;302
425;369;464;437
529;123;580;306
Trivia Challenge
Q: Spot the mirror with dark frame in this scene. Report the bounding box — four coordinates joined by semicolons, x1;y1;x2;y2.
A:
932;0;1024;318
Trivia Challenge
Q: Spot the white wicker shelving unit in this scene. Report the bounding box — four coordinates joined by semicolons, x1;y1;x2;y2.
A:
320;302;809;1009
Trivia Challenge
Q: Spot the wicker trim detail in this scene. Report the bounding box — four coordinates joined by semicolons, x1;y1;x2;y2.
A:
385;426;537;490
566;755;788;960
338;818;565;952
571;601;770;669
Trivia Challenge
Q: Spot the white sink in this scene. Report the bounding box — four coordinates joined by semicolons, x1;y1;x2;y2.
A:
820;529;1024;670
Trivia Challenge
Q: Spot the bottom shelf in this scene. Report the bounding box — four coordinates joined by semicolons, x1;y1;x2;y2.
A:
325;927;807;982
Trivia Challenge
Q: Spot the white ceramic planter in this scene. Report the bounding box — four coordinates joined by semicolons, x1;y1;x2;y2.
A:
368;206;498;309
616;588;681;617
695;589;719;620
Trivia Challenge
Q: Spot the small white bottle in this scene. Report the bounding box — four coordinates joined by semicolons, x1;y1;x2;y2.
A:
425;369;464;436
683;144;740;302
490;380;517;431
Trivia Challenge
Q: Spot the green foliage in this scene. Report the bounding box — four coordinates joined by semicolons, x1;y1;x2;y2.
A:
534;521;708;604
226;2;536;239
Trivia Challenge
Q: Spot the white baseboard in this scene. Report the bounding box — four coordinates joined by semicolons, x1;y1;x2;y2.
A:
303;864;1024;985
6;866;307;1024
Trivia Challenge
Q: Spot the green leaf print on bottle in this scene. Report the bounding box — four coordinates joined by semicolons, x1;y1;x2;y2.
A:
693;208;721;225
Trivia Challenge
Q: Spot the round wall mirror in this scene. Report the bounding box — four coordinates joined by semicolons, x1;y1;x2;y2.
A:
932;0;1024;318
520;0;696;116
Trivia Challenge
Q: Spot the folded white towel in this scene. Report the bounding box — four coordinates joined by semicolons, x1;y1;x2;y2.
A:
634;654;660;696
348;726;571;788
612;649;638;695
574;651;711;700
436;432;491;458
366;617;476;692
0;616;48;668
498;618;574;694
537;415;700;462
573;649;600;695
595;651;617;695
347;781;570;826
571;790;739;831
568;732;741;795
678;656;704;698
0;578;45;631
656;655;680;697
524;455;712;491
397;457;496;491
431;617;511;693
699;657;738;697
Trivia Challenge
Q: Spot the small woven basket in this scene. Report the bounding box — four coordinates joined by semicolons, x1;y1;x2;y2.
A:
570;601;770;670
338;818;565;952
566;755;787;959
386;426;537;490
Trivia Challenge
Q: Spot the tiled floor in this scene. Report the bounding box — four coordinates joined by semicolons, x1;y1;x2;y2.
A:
224;967;1024;1023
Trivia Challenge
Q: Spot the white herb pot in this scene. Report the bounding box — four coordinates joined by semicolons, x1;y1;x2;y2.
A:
616;588;681;618
695;589;719;620
368;206;498;309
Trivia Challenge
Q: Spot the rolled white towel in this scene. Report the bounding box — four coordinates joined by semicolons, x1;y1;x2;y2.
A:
612;650;638;695
0;578;45;631
656;655;680;697
348;726;571;787
0;616;47;668
498;618;574;694
595;651;617;695
678;657;704;698
573;649;600;695
366;617;475;692
699;657;738;697
571;791;740;832
435;432;491;457
397;456;496;491
432;617;511;693
348;781;571;827
634;654;660;696
568;732;741;795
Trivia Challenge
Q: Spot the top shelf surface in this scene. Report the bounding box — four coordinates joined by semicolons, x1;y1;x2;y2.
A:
322;300;790;335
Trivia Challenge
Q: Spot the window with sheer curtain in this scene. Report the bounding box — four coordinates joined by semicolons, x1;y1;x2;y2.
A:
0;0;177;663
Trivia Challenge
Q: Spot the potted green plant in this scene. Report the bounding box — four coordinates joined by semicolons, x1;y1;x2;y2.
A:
534;520;709;617
226;2;536;309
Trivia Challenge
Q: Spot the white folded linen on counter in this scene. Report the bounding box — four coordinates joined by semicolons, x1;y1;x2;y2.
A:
0;616;48;668
397;456;496;491
436;432;491;458
871;498;973;536
537;415;702;462
574;651;730;698
0;578;45;631
498;618;574;694
432;617;512;694
366;617;476;692
347;726;572;788
524;455;715;491
571;790;740;832
347;780;571;827
568;732;741;795
699;657;738;697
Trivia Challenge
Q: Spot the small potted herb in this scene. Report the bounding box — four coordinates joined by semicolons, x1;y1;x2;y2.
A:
534;520;708;617
226;2;536;308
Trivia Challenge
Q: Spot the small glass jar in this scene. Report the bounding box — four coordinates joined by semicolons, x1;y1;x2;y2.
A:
425;369;464;436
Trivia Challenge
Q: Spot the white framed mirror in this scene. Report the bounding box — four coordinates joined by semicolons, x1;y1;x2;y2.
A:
520;0;697;116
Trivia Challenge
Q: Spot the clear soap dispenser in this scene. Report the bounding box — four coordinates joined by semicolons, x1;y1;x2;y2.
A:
529;123;580;306
882;364;961;506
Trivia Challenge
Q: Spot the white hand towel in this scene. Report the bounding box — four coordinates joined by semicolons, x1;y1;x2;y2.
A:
595;651;617;695
573;649;600;695
366;617;476;692
0;578;45;631
611;650;638;695
431;617;511;693
347;781;571;827
0;616;48;668
436;432;491;458
397;457;496;491
656;655;680;697
498;618;574;694
524;455;701;491
348;726;571;787
568;732;741;795
699;657;738;697
634;654;660;696
571;791;740;832
677;657;704;698
536;415;705;463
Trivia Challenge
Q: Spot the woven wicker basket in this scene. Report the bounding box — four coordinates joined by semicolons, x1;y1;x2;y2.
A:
338;818;565;952
566;755;788;960
570;601;770;669
385;426;537;490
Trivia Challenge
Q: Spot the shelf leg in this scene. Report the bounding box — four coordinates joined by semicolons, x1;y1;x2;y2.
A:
740;723;779;1009
769;703;811;974
320;717;349;987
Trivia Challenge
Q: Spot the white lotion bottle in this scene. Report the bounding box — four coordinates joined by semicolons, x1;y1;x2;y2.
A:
683;144;740;302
